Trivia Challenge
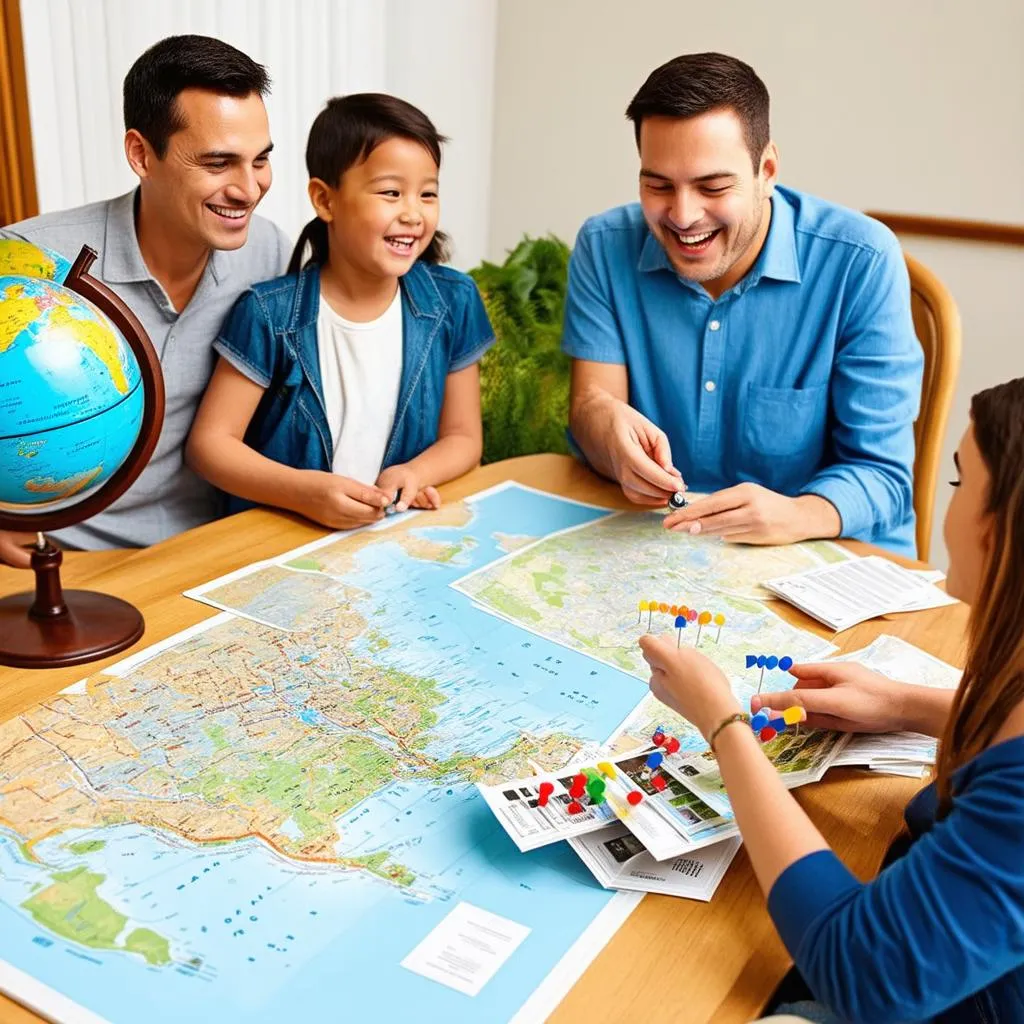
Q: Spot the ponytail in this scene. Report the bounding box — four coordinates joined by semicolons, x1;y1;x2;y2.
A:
287;217;329;274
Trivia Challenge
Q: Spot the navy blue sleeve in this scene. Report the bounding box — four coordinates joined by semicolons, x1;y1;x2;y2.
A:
449;278;495;373
767;758;1024;1023
213;289;277;389
800;235;923;543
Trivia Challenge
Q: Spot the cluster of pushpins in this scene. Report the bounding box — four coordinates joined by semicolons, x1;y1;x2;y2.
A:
537;762;619;815
636;600;726;646
750;705;807;742
624;725;683;807
746;653;794;693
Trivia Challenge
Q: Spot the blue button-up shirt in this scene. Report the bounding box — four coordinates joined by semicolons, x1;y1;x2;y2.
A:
562;185;924;556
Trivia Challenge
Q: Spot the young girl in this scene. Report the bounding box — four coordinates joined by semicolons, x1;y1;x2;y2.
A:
186;94;493;528
641;377;1024;1024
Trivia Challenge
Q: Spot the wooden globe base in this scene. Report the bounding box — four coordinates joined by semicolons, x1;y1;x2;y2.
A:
0;542;143;669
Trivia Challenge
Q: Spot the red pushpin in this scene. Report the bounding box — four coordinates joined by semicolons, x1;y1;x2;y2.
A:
567;800;584;814
664;737;680;754
569;773;587;798
652;729;666;746
759;726;778;742
537;781;554;807
626;791;644;806
650;774;668;792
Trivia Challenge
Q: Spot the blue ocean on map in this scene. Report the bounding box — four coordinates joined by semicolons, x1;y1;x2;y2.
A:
0;486;652;1024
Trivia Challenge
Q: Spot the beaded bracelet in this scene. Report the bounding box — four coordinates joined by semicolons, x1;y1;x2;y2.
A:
707;712;750;752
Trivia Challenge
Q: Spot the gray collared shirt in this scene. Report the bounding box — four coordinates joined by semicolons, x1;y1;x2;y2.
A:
1;190;290;549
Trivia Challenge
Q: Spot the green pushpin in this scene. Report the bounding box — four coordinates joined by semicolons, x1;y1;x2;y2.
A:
586;777;607;804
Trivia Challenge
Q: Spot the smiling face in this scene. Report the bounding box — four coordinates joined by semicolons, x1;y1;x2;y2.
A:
638;108;777;297
127;87;273;252
310;135;440;282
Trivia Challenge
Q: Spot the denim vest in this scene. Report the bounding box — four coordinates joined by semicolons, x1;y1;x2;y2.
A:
213;260;494;513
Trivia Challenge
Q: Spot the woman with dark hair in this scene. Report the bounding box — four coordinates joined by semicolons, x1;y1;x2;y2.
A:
187;94;493;528
641;377;1024;1023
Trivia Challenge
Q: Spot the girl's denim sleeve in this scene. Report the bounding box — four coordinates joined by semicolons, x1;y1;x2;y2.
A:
213;289;277;389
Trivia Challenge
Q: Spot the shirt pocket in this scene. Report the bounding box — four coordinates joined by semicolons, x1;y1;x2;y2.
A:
742;382;828;487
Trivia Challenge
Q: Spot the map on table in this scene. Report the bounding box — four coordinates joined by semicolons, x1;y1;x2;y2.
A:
0;482;840;1024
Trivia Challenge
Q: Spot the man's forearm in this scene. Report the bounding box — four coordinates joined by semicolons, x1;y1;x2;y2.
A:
791;494;842;542
569;387;618;480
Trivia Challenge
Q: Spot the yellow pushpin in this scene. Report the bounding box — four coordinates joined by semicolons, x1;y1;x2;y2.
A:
783;706;807;725
638;599;648;624
696;610;712;644
646;597;657;632
597;761;617;779
713;612;726;643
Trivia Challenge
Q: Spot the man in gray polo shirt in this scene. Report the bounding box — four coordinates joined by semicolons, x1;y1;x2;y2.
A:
0;34;290;566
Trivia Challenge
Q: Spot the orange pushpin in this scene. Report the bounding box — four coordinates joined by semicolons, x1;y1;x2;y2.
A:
696;610;712;644
658;602;669;614
670;604;679;616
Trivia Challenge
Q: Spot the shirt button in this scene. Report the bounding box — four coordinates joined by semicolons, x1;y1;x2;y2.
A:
705;381;716;393
709;320;721;331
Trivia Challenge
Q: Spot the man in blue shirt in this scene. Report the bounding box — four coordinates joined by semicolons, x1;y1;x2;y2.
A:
564;53;923;556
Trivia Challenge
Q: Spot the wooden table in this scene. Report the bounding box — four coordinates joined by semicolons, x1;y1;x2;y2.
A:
0;455;969;1024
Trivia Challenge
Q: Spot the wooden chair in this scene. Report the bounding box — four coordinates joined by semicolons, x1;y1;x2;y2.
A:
905;251;962;562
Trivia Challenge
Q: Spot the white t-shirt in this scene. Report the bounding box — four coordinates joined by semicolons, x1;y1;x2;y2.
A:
317;289;404;483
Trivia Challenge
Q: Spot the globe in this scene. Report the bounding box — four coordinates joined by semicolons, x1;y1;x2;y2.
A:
0;248;144;512
0;239;164;670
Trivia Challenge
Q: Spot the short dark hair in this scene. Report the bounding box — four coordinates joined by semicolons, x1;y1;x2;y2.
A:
288;93;451;273
625;52;770;168
123;34;270;157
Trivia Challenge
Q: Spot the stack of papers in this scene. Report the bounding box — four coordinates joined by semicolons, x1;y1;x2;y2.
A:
824;635;962;777
762;555;958;632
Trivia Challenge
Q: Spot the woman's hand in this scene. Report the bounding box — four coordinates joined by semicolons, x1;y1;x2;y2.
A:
638;635;742;740
752;662;913;733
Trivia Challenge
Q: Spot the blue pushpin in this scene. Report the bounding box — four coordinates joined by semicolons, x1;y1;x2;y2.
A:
766;655;779;670
750;710;770;732
745;655;758;668
779;656;794;672
646;751;664;769
756;655;767;668
675;614;687;647
768;717;787;732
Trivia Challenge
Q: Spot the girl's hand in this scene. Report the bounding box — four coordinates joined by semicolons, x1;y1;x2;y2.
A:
302;471;390;530
376;464;438;513
638;635;743;740
753;662;914;734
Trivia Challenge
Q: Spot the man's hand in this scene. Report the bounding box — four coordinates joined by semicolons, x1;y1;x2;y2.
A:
578;392;683;506
664;484;840;545
300;472;391;530
0;532;36;569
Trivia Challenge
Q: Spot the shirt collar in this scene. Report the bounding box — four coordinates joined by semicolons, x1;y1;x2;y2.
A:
636;188;802;292
101;188;229;285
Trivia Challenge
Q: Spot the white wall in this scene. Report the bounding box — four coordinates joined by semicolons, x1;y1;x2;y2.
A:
19;0;497;267
488;0;1024;565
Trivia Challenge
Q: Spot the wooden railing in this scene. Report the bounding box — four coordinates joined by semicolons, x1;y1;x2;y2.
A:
866;211;1024;247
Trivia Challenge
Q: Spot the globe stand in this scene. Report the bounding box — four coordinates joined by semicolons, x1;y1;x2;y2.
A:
0;243;164;670
0;539;144;668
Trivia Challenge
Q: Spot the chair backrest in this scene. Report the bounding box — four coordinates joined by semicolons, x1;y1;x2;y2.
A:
905;251;962;562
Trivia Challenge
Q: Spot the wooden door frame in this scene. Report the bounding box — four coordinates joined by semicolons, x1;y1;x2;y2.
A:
0;0;38;226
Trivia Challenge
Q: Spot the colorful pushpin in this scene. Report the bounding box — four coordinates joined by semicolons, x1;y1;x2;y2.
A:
645;751;664;769
750;710;770;732
687;608;698;624
766;655;779;670
586;777;606;804
668;490;688;510
759;726;778;743
674;614;687;647
638;599;648;625
650;774;668;792
782;706;806;725
567;800;584;815
647;598;657;631
768;717;786;732
569;773;587;799
626;791;644;806
746;654;758;669
679;605;690;618
664;737;680;754
779;656;794;672
714;613;726;643
658;602;669;614
696;610;712;644
598;761;617;778
652;726;666;746
537;781;555;807
670;604;679;616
